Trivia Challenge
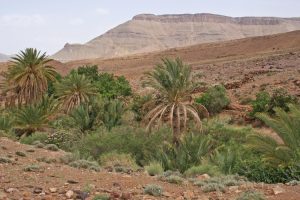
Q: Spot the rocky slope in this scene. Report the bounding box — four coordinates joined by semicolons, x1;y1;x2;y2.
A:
0;53;9;62
52;13;300;61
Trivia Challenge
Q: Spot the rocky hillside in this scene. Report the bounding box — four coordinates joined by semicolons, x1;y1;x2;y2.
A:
52;13;300;61
0;53;9;62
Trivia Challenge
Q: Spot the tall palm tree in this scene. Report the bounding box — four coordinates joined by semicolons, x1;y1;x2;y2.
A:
143;58;208;144
247;104;300;167
1;48;58;106
55;72;97;113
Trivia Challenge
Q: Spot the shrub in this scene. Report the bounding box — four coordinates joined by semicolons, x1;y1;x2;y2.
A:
45;130;73;150
0;157;12;163
69;160;101;172
144;184;163;196
195;85;230;115
73;126;170;166
20;132;48;145
202;183;225;193
33;141;45;148
0;114;13;132
165;175;184;184
36;157;57;164
92;194;110;200
250;89;297;117
236;190;265;200
131;94;152;121
44;144;59;151
23;164;41;172
184;164;221;177
145;161;164;176
15;151;26;157
99;152;138;170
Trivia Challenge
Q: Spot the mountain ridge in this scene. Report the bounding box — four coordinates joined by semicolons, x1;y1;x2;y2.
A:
52;13;300;62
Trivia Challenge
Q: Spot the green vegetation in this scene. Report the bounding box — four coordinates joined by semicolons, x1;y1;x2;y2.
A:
236;190;265;200
195;84;230;115
144;184;163;196
0;49;299;186
145;161;164;176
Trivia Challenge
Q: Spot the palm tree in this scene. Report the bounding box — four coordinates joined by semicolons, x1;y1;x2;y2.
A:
13;95;58;136
247;104;300;167
143;58;208;144
1;48;58;106
55;72;97;113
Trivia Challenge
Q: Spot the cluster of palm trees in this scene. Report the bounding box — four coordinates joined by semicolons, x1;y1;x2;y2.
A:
0;48;206;142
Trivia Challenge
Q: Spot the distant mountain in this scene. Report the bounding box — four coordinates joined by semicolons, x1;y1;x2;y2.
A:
52;13;300;62
0;53;10;62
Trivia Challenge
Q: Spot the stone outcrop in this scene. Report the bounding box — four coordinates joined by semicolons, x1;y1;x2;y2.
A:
52;13;300;62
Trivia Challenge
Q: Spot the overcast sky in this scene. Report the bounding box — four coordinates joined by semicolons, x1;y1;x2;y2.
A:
1;0;300;55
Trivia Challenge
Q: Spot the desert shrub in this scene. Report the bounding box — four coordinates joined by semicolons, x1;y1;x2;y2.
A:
15;151;26;157
73;126;170;166
144;184;163;196
236;190;265;200
44;144;59;151
165;175;184;184
145;161;164;176
99;152;138;170
93;194;110;200
250;91;270;117
33;141;45;148
0;157;12;163
36;157;57;163
202;183;225;193
45;130;73;150
195;85;230;115
20;132;48;145
184;164;221;177
157;133;214;172
23;164;41;172
69;159;101;171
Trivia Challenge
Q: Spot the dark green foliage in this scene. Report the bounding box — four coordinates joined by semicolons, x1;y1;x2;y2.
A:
68;105;96;133
99;99;125;131
0;114;14;132
250;89;298;117
157;133;214;173
195;85;230;115
73;126;171;166
20;132;48;145
131;94;152;121
74;65;132;99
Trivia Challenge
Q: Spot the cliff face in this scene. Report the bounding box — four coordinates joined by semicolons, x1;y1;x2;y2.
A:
52;13;300;62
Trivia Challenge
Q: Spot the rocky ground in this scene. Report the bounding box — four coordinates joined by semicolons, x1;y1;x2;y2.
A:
1;137;300;200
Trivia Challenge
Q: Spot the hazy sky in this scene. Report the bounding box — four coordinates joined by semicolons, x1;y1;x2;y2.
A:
1;0;300;55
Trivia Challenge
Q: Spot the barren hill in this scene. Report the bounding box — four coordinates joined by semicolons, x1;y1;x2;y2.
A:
64;31;300;101
52;13;300;62
0;53;9;62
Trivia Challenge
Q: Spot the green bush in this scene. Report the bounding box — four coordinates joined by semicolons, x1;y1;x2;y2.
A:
131;94;152;121
165;175;184;184
195;85;230;115
202;183;225;193
74;65;132;99
145;161;164;176
73;126;170;166
144;184;163;196
236;190;265;200
250;89;298;117
20;132;48;145
44;144;59;151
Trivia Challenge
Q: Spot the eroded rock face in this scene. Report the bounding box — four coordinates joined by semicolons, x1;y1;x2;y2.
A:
52;13;300;62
